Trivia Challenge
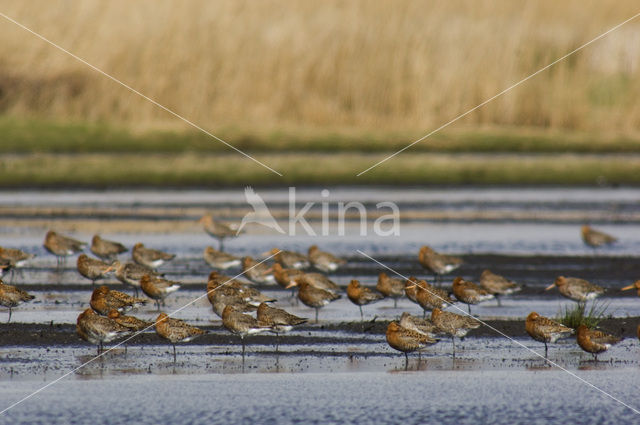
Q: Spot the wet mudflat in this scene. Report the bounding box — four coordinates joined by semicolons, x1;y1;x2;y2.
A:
0;187;639;423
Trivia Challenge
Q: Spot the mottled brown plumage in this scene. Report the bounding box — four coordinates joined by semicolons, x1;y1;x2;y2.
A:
222;305;272;359
308;245;346;272
140;274;181;310
546;276;604;303
76;308;131;353
44;230;85;266
90;235;128;261
267;248;310;269
581;225;617;248
431;307;480;357
386;321;438;369
376;272;405;308
257;302;307;336
77;254;114;284
525;312;573;358
199;215;238;250
293;277;341;323
452;277;494;314
155;312;206;362
0;278;35;322
479;269;521;306
132;243;175;269
418;246;463;281
399;312;441;338
242;256;275;284
113;261;160;295
107;309;152;331
272;263;305;289
203;246;241;269
347;279;384;321
90;285;147;315
576;324;621;361
405;277;454;317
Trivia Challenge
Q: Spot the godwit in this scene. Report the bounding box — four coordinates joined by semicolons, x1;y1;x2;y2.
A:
546;276;604;304
399;312;441;339
288;277;340;323
155;313;206;363
272;263;305;298
621;280;640;296
76;308;132;354
0;247;35;283
376;272;405;308
90;235;127;262
525;312;573;358
43;230;85;267
308;245;346;272
208;272;276;306
90;285;147;315
77;254;115;285
405;277;454;318
107;309;152;331
113;261;160;297
581;225;617;249
132;243;175;269
266;248;310;270
386;321;438;370
242;256;275;284
431;308;480;358
199;214;239;250
346;279;384;321
576;324;622;361
287;272;340;294
479;269;521;307
222;305;272;361
203;246;241;269
418;246;463;284
0;278;35;322
207;282;257;318
140;274;181;310
452;277;494;314
257;302;307;351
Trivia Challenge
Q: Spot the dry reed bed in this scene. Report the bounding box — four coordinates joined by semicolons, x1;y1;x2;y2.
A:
1;0;639;137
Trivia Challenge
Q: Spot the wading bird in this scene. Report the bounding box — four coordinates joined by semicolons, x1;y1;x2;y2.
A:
418;246;463;284
525;312;573;358
155;313;206;363
576;324;621;361
0;278;35;322
90;235;128;262
386;321;438;370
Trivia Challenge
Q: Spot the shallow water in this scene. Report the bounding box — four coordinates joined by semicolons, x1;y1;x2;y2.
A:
1;187;639;424
1;370;639;425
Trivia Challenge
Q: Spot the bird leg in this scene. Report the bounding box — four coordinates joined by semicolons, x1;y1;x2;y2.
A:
544;342;548;359
359;306;364;322
315;308;319;324
496;295;502;307
452;336;456;359
173;344;177;364
393;298;398;309
404;352;409;371
467;304;471;315
7;307;12;323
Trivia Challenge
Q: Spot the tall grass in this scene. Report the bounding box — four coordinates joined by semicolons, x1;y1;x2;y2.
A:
558;301;611;330
0;1;639;138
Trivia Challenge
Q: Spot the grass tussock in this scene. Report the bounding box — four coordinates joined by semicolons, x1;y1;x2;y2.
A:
558;301;611;330
0;0;640;137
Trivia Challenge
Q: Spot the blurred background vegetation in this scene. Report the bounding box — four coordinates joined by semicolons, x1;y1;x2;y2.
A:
1;0;639;186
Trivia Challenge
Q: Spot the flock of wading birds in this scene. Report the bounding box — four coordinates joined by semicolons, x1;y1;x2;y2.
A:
0;217;638;367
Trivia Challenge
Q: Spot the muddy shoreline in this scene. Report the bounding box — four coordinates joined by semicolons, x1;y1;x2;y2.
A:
2;316;638;350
